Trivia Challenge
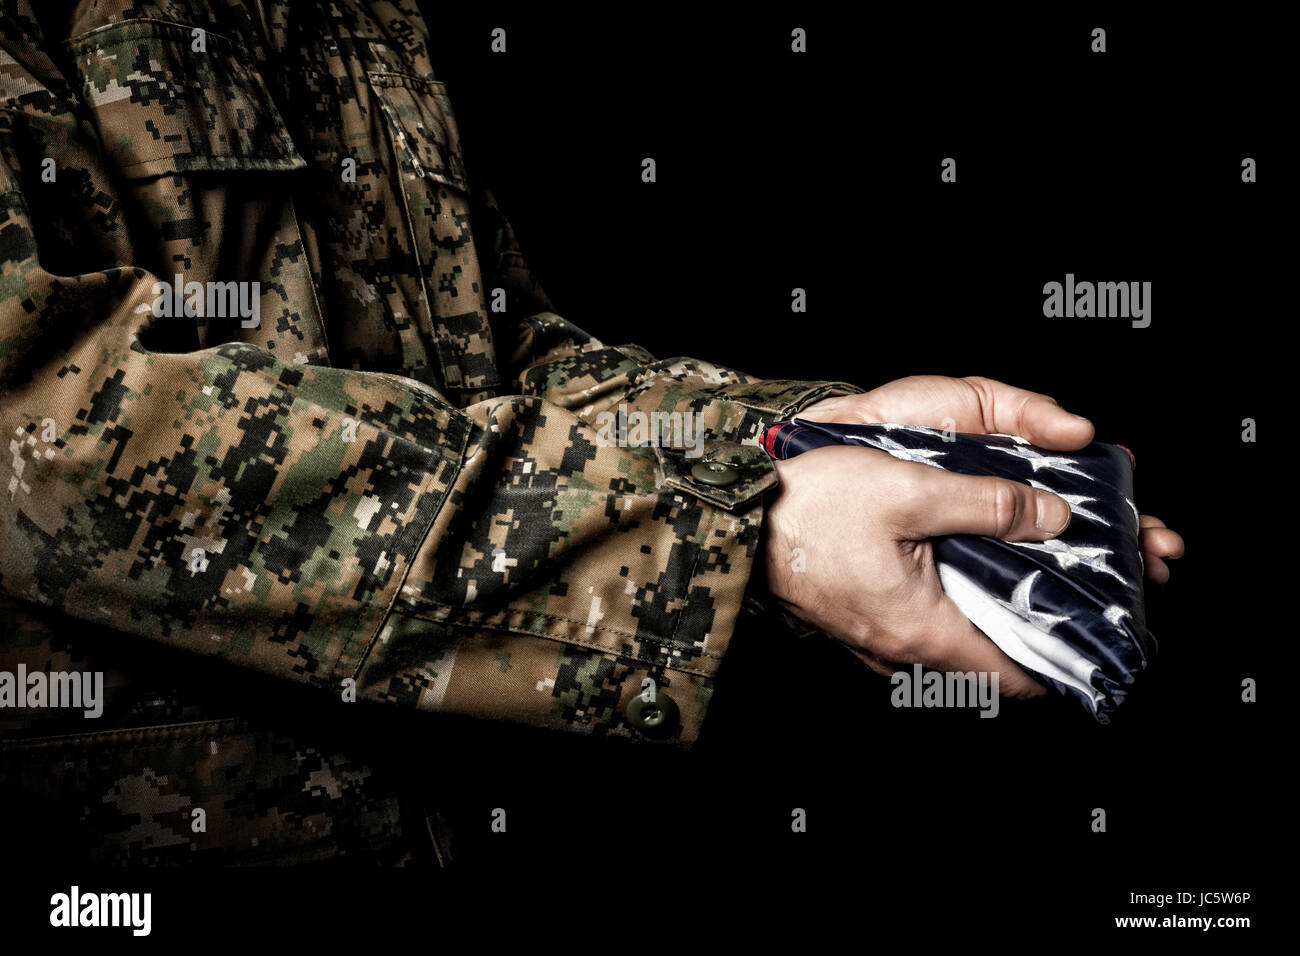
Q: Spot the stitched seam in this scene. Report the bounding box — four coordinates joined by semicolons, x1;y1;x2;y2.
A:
385;609;719;677
396;600;723;659
366;71;440;89
778;381;865;417
1;717;247;749
368;81;469;383
66;18;240;50
342;418;471;681
114;155;303;172
286;192;331;360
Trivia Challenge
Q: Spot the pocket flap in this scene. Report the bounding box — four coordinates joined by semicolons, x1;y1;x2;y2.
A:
653;440;777;511
67;19;306;177
368;72;470;192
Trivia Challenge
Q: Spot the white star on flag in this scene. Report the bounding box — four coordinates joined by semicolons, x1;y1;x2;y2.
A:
846;433;947;468
985;443;1094;479
879;422;942;437
1124;496;1140;529
1103;605;1131;626
1013;538;1131;587
1028;480;1110;526
998;571;1071;631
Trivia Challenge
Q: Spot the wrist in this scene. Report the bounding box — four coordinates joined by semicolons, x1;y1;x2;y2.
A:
757;468;795;601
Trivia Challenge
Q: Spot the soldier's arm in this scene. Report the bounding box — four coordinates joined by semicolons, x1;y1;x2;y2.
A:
0;30;859;744
0;105;469;726
353;184;866;742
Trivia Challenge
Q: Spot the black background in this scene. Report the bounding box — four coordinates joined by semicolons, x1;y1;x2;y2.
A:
9;6;1282;942
421;5;1281;929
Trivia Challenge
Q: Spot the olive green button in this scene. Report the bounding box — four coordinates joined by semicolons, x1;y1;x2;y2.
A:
691;459;739;486
627;690;680;738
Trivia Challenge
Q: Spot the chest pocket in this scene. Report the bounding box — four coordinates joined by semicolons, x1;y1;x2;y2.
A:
65;18;327;362
368;71;501;396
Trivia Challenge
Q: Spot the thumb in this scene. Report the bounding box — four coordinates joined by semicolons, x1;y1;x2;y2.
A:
962;377;1095;451
895;467;1071;542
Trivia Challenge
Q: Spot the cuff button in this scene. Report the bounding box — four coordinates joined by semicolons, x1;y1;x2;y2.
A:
691;460;738;486
626;690;680;738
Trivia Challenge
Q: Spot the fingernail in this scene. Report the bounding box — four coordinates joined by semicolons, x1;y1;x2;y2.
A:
1034;491;1071;535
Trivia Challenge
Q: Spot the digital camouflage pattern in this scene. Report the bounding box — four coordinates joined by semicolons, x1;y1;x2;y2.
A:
0;0;861;862
0;596;429;864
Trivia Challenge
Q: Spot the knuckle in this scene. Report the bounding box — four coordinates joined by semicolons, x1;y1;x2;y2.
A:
841;617;885;657
888;469;929;521
986;481;1024;537
848;619;877;650
960;375;997;405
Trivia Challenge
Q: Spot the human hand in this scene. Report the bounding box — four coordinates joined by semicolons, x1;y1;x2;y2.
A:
761;444;1074;697
798;375;1183;582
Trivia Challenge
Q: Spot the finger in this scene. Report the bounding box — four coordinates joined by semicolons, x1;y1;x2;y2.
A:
962;376;1095;451
892;465;1071;542
1143;554;1171;584
1138;514;1166;529
846;536;1046;699
905;593;1047;699
1140;527;1184;558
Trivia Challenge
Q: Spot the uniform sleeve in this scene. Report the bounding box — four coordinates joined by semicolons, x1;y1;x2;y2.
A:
0;94;470;710
357;186;865;742
0;23;861;746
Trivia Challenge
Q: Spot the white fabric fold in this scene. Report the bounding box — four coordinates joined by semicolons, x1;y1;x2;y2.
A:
937;562;1104;712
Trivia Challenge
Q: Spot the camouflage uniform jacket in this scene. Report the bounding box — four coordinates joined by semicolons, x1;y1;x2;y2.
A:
0;0;860;862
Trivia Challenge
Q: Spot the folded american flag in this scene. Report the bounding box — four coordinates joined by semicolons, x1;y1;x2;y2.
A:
760;418;1154;722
